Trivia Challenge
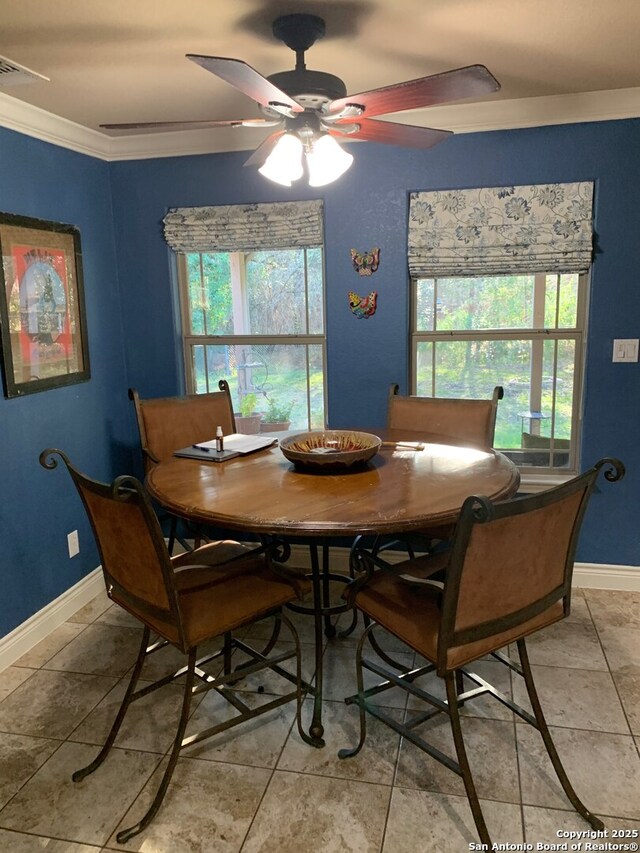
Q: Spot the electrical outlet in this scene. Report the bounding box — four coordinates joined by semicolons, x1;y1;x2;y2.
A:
67;530;79;558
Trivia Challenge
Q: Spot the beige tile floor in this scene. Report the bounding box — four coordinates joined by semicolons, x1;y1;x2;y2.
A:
0;586;638;852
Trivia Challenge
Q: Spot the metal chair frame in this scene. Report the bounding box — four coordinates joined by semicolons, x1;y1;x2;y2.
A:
128;379;236;552
355;383;506;559
339;457;624;846
342;385;505;639
40;448;313;844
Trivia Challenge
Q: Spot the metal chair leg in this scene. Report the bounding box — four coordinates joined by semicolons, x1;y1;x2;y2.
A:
72;626;150;782
365;614;411;673
322;543;337;638
340;534;387;640
455;668;467;707
164;513;191;555
338;624;372;759
445;672;491;846
223;631;232;675
338;535;368;638
280;612;316;749
116;648;198;844
517;639;604;830
259;612;282;657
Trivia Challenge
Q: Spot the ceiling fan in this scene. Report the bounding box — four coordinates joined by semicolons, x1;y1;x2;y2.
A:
102;13;500;186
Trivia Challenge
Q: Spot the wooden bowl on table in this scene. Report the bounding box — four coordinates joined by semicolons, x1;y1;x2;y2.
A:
279;430;381;471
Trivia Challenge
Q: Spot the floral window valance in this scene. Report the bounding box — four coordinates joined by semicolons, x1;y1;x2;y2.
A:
163;199;323;254
408;182;594;278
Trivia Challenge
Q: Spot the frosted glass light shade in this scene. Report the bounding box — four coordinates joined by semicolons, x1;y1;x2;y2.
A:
307;134;353;187
258;133;304;186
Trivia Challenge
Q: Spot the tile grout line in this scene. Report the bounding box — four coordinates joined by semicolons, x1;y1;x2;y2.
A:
582;592;637;740
1;588;639;847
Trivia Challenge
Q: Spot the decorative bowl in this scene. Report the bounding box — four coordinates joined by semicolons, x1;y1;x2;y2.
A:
280;430;381;470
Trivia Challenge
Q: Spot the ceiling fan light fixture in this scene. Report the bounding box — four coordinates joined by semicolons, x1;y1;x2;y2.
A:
258;132;304;186
306;133;353;187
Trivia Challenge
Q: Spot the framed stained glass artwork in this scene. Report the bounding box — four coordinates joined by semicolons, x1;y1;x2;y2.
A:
0;212;90;397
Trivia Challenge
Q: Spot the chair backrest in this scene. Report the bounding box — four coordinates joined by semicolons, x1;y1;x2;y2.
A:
129;380;236;470
438;457;625;672
387;384;504;448
39;448;184;646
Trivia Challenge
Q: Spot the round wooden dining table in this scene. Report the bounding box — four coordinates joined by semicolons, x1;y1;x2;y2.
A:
146;430;520;743
147;430;519;538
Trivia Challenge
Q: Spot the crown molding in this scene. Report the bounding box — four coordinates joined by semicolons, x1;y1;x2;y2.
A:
0;91;109;159
417;86;640;134
1;87;639;162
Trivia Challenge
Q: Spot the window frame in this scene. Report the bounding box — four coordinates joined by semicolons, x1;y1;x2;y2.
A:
177;249;328;429
410;271;589;478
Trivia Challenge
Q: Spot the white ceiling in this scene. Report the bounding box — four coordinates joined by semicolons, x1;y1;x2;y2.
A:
1;0;639;160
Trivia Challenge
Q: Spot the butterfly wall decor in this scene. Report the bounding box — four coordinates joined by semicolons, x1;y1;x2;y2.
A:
349;290;377;319
350;248;380;276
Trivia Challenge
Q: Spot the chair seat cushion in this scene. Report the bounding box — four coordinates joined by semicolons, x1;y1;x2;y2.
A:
143;541;309;649
354;563;564;671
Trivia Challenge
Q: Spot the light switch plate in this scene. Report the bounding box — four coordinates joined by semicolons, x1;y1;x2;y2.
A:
612;339;639;363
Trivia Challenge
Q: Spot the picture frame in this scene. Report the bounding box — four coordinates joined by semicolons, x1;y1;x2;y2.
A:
0;212;90;398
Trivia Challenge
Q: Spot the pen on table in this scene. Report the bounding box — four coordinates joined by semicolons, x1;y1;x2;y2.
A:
381;441;425;450
192;444;211;452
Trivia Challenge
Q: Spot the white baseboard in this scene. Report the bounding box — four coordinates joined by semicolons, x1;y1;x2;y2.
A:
0;567;104;672
572;562;640;591
1;550;638;674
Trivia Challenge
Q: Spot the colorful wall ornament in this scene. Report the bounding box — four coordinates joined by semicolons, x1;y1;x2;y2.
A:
348;290;377;319
350;247;380;276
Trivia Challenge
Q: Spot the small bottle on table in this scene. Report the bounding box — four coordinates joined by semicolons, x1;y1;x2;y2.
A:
215;426;224;453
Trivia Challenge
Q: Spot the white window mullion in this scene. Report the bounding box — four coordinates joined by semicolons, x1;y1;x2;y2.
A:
198;255;208;336
431;282;438;396
529;274;546;433
230;254;247;335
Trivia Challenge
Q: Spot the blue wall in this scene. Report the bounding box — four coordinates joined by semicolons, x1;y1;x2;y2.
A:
0;127;130;636
1;117;638;637
110;119;640;566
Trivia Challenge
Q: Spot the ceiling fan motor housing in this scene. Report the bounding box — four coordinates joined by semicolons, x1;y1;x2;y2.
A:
267;69;347;106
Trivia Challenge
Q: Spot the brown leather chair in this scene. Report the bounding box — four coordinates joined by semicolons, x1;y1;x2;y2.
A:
40;448;311;844
387;383;504;449
340;457;624;846
128;380;236;471
343;385;506;639
373;383;505;559
128;380;236;551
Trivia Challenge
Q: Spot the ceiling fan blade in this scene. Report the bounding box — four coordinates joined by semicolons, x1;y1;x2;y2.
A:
243;130;286;167
100;118;280;132
330;118;452;148
187;55;303;114
327;64;500;119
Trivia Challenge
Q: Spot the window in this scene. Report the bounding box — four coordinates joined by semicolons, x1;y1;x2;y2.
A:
411;272;587;472
178;247;326;431
165;199;325;431
407;181;594;475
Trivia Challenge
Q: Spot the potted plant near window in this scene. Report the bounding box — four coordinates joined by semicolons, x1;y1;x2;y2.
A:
234;392;263;434
260;397;295;433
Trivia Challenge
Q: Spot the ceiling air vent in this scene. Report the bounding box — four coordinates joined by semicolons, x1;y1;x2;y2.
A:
0;55;49;87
